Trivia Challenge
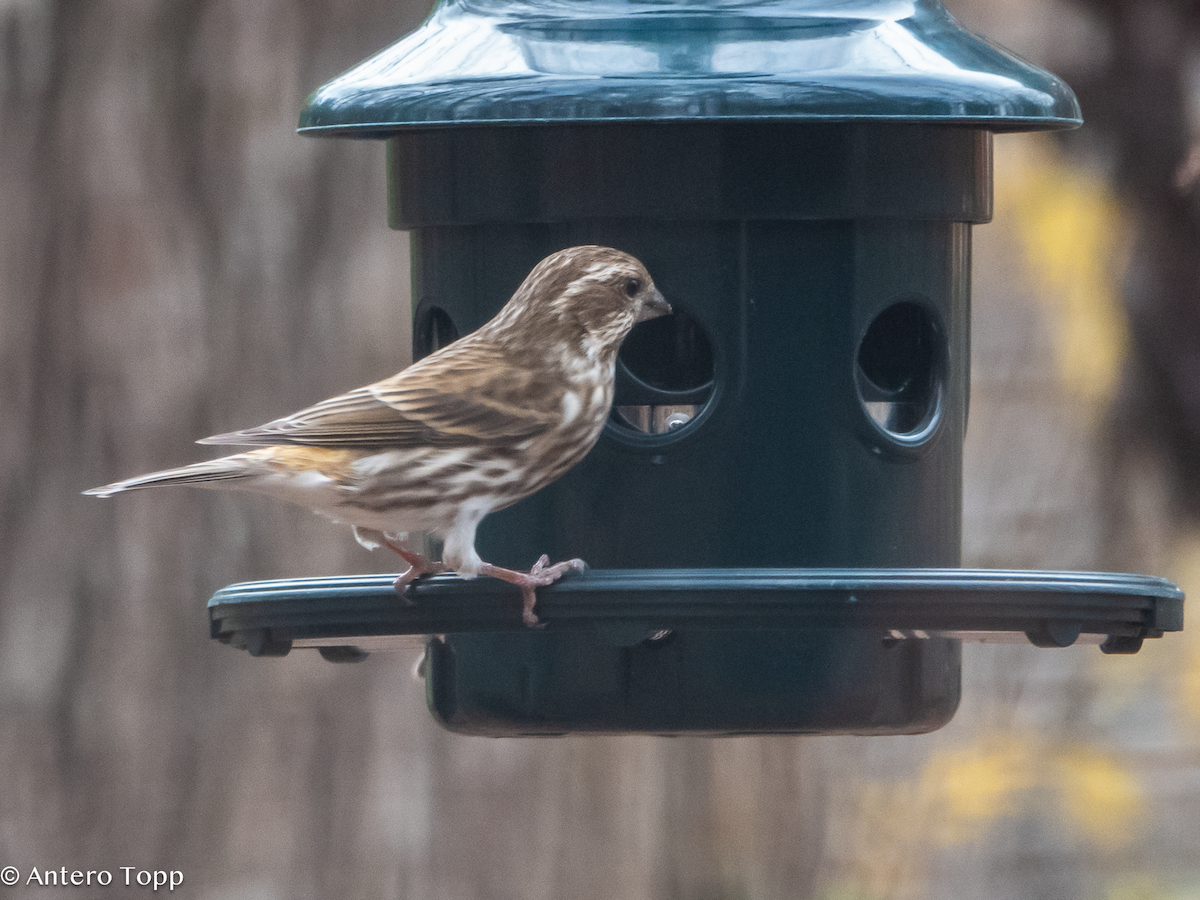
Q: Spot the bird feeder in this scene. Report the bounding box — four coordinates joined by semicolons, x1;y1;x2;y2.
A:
208;0;1184;734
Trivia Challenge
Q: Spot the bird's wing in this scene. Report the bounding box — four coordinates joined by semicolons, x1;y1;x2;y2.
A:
200;341;562;448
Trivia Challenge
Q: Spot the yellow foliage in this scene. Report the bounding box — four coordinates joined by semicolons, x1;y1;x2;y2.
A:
1182;632;1200;727
837;779;932;898
1106;874;1167;900
1055;746;1144;849
995;136;1132;410
1169;528;1200;727
851;732;1145;849
818;881;888;900
829;734;1148;899
919;733;1033;843
1105;873;1200;900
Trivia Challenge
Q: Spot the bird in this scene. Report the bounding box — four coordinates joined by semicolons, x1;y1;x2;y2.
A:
85;246;670;625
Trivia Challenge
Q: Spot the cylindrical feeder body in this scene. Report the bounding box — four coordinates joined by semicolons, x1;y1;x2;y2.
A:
300;0;1081;734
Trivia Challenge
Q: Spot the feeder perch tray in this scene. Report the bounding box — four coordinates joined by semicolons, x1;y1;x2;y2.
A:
209;568;1183;660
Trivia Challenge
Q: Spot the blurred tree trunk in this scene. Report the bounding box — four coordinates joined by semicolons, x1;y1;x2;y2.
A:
1049;0;1200;521
0;4;828;898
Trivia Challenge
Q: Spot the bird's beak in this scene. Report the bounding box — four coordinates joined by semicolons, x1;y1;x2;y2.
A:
635;288;671;323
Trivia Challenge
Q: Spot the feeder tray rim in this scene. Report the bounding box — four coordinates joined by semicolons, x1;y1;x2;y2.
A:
208;566;1182;602
207;567;1183;659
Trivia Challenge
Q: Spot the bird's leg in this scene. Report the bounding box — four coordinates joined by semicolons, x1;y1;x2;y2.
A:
381;537;446;593
479;555;588;626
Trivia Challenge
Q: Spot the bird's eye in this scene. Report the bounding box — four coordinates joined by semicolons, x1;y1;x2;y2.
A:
623;277;642;297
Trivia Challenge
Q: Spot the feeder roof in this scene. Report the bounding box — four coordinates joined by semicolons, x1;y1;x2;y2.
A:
298;0;1082;136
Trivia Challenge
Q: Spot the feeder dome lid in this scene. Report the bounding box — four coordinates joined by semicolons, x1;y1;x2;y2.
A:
298;0;1082;136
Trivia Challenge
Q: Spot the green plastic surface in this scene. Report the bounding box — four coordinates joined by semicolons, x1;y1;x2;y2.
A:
299;0;1081;134
207;569;1182;734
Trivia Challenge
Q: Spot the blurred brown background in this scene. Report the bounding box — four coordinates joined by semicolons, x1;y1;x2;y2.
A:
2;1;1199;897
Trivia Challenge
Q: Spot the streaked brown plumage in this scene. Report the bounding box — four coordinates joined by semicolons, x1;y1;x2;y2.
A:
85;246;670;624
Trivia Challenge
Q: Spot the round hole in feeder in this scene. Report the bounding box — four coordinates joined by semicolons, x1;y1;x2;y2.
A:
856;300;945;445
610;309;716;438
413;299;460;360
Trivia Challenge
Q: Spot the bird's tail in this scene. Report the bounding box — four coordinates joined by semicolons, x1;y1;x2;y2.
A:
84;456;256;498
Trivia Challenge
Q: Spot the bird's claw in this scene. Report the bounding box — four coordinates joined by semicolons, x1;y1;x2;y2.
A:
526;554;588;584
480;556;588;626
393;566;439;604
522;556;588;625
521;588;545;629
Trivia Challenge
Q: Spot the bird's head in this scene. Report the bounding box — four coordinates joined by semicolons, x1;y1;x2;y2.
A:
495;246;671;360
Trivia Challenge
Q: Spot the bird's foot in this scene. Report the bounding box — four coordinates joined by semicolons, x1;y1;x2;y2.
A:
480;555;588;626
392;568;438;596
383;538;445;598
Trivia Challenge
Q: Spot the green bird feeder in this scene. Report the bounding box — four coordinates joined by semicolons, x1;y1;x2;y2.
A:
208;0;1184;735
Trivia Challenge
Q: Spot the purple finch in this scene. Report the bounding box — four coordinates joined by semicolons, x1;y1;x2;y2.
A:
86;245;670;624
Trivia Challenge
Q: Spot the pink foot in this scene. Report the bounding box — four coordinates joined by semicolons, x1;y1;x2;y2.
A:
479;555;588;626
382;538;445;594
